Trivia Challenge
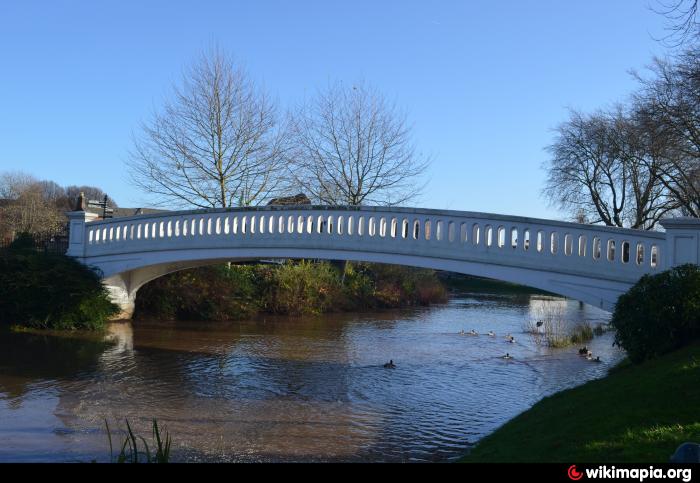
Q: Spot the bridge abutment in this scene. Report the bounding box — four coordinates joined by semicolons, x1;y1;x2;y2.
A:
660;218;700;267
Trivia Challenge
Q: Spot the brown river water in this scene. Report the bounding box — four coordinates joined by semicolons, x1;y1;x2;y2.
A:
0;291;623;462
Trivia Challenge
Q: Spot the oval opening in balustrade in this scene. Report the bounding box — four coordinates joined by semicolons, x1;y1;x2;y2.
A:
536;230;544;252
369;217;376;237
380;217;387;237
358;216;365;236
593;237;601;260
523;229;530;251
413;220;420;240
510;227;518;249
338;216;344;235
391;218;398;238
564;234;573;256
306;215;313;234
497;226;505;248
550;232;559;254
607;239;616;262
297;215;304;234
424;220;432;240
578;235;587;257
621;241;630;264
636;243;644;265
402;219;409;239
472;224;480;246
436;220;444;241
327;215;334;234
448;221;455;242
348;216;354;235
460;222;468;243
650;245;658;268
485;225;493;247
287;215;294;234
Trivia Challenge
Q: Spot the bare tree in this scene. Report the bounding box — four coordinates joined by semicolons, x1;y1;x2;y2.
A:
65;185;118;209
0;172;118;240
634;52;700;217
0;173;66;239
652;0;700;46
543;109;672;229
287;81;429;206
128;47;287;209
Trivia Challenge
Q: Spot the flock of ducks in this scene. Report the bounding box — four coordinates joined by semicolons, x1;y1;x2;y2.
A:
578;345;602;362
459;329;515;343
383;331;603;369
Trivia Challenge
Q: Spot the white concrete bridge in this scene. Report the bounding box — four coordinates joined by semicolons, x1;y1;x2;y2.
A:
65;206;700;318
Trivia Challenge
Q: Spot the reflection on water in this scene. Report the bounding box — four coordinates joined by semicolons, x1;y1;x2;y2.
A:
0;292;623;462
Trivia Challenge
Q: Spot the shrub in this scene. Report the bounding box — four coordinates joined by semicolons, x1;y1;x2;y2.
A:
0;246;118;330
611;264;700;363
134;261;448;320
134;265;259;320
570;322;594;344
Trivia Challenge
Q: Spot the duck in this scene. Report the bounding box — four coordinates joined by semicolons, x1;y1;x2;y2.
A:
508;337;516;343
383;360;396;369
535;320;544;328
459;329;465;335
592;356;601;363
487;331;496;337
578;346;589;355
468;329;478;336
502;353;513;360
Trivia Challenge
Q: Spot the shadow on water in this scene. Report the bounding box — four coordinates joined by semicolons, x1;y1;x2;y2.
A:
0;328;114;399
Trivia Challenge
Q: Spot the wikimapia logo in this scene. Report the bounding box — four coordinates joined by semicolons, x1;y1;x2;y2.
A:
567;464;693;482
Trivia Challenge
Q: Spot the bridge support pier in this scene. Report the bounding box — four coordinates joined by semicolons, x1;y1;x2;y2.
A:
104;276;137;320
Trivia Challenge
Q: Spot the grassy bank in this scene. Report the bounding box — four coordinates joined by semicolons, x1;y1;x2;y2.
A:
462;342;700;463
0;242;118;330
134;261;448;320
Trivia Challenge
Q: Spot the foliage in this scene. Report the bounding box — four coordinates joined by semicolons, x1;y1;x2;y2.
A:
0;170;115;241
462;342;700;463
106;419;172;463
0;246;118;330
135;264;259;320
569;322;595;345
134;261;447;320
611;264;700;363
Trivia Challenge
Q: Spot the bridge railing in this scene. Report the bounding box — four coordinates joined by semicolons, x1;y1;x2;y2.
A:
66;206;675;283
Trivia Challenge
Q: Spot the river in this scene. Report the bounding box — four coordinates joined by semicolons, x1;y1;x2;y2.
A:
0;291;624;462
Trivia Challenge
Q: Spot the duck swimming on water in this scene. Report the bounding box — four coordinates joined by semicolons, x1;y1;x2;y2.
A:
383;360;396;369
487;331;496;337
468;329;478;336
502;353;513;360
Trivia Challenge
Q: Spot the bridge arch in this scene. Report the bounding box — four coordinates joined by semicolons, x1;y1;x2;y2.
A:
65;206;700;318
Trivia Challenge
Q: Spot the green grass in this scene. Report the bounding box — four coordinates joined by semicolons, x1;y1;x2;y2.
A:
461;342;700;463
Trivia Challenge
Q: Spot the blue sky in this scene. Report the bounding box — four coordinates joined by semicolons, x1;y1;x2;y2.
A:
0;1;671;219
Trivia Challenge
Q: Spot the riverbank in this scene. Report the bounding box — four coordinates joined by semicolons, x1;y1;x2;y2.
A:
0;243;117;330
461;341;700;463
134;261;448;320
